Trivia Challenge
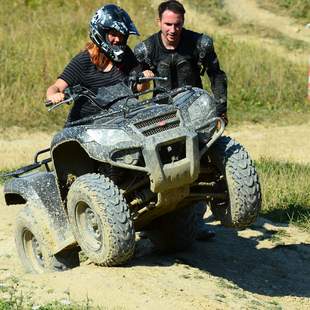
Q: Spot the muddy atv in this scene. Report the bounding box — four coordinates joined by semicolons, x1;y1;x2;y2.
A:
3;77;261;273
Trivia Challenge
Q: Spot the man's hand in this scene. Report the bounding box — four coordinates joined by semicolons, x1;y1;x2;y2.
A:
221;112;228;126
136;70;155;92
142;70;154;78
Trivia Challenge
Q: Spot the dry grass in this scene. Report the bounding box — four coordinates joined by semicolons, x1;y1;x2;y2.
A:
0;127;52;170
2;120;310;171
1;0;309;130
227;122;310;164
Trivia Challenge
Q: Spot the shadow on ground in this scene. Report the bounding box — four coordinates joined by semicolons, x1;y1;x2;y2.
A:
131;217;310;298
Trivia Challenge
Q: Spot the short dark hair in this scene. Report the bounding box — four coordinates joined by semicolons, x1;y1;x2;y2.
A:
158;1;186;19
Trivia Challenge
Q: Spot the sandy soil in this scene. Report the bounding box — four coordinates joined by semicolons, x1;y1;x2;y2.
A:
0;186;309;309
1;123;310;309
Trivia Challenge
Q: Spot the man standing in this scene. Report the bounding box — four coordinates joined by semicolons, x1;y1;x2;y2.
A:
134;0;228;240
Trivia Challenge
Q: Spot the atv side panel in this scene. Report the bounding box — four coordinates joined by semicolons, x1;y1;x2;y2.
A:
4;172;76;254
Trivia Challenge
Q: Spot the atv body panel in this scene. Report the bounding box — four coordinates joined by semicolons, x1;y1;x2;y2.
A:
4;171;76;253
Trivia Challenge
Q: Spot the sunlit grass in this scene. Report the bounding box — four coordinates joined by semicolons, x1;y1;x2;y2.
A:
257;0;310;24
0;0;308;130
257;158;310;231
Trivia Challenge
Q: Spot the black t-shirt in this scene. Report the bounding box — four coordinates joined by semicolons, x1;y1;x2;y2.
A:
59;47;139;122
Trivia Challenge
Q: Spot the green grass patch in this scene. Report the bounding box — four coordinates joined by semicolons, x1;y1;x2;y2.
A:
256;158;310;230
184;0;235;25
0;1;308;130
257;0;310;24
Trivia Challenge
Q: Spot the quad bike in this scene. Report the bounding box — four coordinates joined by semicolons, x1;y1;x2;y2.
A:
3;76;261;273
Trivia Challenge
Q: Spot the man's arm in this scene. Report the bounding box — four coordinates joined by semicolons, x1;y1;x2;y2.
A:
198;35;228;119
134;41;154;71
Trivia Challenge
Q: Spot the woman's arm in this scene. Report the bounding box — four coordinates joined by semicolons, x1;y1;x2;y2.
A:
46;78;69;104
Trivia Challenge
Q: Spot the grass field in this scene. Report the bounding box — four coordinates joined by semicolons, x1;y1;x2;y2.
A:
257;159;310;230
257;0;310;23
0;0;309;130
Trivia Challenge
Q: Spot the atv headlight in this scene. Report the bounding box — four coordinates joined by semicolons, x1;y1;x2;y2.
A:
86;129;131;146
188;93;216;124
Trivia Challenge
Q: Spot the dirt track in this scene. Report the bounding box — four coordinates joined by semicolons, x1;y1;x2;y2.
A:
1;123;310;309
0;193;309;309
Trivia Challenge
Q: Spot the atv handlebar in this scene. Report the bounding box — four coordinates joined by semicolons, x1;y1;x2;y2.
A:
45;100;53;107
44;76;168;111
128;75;167;90
128;75;168;83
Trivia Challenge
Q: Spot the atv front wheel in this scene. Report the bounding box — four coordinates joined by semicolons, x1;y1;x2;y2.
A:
207;136;261;228
146;205;197;252
67;173;135;266
15;207;79;273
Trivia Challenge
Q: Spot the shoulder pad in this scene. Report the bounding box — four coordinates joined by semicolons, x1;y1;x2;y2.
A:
134;41;153;68
197;34;214;60
134;42;147;63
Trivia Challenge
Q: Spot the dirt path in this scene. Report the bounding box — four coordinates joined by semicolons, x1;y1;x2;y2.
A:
183;0;309;64
224;0;310;44
1;124;310;308
0;187;309;309
2;123;310;171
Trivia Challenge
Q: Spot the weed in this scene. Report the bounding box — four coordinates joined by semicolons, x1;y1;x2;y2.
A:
215;293;226;299
256;158;310;231
217;279;238;290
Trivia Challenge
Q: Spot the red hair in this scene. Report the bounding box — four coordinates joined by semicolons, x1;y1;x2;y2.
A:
85;42;110;70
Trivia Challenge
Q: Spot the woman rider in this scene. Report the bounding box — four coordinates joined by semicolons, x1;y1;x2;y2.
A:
46;4;152;124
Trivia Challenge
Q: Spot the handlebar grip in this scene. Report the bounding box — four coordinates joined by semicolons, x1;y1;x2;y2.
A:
137;76;168;83
45;100;53;107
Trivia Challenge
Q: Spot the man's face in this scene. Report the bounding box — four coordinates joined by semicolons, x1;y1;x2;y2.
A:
158;9;184;45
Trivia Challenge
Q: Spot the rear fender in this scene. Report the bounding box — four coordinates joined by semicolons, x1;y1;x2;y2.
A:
4;172;76;254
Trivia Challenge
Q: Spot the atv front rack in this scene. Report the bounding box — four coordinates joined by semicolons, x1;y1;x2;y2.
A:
2;148;52;178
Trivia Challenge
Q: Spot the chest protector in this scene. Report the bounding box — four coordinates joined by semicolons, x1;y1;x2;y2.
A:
134;32;213;91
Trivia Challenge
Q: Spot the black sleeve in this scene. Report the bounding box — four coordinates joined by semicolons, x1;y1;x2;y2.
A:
58;52;85;86
122;47;140;74
200;36;228;114
134;41;151;71
133;35;157;71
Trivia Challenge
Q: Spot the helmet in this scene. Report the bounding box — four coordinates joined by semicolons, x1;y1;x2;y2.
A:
89;4;139;62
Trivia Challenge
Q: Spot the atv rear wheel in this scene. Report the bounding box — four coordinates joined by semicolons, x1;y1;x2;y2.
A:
67;173;135;266
206;136;261;228
15;207;79;273
146;205;197;252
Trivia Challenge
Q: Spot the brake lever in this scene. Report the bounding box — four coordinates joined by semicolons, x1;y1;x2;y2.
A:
47;97;74;111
